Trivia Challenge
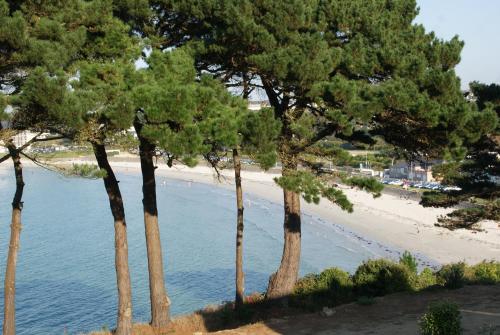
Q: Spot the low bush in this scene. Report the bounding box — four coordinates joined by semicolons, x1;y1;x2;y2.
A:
292;267;353;309
399;251;418;274
420;301;461;335
353;259;413;297
415;268;439;290
437;263;466;289
291;259;500;313
469;261;500;285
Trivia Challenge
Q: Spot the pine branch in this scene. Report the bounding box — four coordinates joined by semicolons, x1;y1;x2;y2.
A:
0;153;10;164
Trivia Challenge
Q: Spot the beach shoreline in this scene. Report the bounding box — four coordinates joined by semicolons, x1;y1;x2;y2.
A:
1;157;499;265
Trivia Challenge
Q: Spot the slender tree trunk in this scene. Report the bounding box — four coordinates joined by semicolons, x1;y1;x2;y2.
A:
133;120;170;327
233;148;245;309
92;142;133;335
3;143;24;335
266;152;301;300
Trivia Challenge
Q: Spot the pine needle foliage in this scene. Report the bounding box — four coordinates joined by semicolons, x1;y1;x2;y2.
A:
421;82;499;229
151;0;491;211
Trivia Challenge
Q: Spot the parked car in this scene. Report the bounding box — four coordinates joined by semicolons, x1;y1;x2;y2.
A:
443;186;462;192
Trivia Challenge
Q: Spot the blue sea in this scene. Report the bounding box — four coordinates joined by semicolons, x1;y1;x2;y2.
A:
0;167;408;334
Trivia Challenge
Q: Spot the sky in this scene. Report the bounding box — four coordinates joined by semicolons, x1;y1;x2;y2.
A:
415;0;500;90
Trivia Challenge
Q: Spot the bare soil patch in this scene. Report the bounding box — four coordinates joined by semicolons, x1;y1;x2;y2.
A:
214;285;500;335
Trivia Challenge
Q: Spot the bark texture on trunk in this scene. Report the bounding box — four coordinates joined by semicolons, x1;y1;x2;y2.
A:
134;121;171;327
233;148;245;309
266;153;301;300
92;142;133;335
3;144;24;335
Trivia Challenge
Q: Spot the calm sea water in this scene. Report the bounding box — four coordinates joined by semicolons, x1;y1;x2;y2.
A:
0;167;402;334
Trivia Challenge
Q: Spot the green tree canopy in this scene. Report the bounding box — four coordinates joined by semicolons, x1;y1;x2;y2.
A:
421;82;499;230
132;48;258;167
11;0;140;136
151;0;494;297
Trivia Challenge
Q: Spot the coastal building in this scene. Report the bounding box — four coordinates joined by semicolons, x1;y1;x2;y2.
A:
0;129;54;153
385;161;436;182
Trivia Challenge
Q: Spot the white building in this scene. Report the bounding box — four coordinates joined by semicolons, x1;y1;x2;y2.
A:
386;161;436;182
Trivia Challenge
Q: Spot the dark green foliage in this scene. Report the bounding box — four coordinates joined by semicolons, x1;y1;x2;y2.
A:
344;176;384;198
399;251;418;274
0;0;26;124
437;263;466;289
292;268;353;309
134;49;245;165
67;163;107;179
154;0;486;218
288;260;497;312
10;0;141;137
421;82;499;229
471;82;500;113
420;301;462;335
436;204;499;231
240;108;281;170
421;191;459;208
0;0;26;90
437;262;500;287
353;259;413;297
275;171;353;211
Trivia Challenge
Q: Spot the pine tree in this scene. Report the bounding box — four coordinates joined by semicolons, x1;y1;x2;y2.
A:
9;2;140;333
131;48;252;324
154;0;488;299
0;3;37;334
195;77;281;308
232;107;280;308
421;82;499;229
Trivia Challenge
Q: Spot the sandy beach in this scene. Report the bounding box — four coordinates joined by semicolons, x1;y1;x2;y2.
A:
1;157;499;265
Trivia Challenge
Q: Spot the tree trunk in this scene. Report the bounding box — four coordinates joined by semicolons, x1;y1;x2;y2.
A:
133;121;171;327
233;148;245;309
92;142;133;335
3;143;24;335
266;153;301;300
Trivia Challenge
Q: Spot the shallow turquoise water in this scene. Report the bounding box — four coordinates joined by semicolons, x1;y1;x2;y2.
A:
0;167;404;334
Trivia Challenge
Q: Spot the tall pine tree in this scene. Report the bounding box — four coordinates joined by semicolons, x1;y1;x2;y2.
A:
11;2;140;333
154;0;489;299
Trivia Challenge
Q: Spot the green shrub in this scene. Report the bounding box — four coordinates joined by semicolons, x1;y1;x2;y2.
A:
353;259;412;297
415;268;438;290
293;268;353;309
470;261;500;285
400;251;418;274
420;301;461;335
438;263;466;289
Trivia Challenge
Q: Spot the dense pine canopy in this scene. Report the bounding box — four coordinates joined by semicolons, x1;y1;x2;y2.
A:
149;0;497;297
152;0;489;199
421;82;499;229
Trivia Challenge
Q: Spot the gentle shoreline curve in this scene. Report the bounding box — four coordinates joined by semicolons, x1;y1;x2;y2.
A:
1;157;499;265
